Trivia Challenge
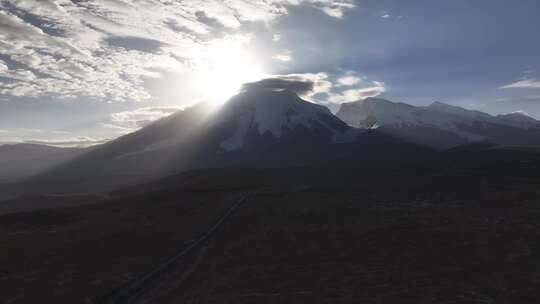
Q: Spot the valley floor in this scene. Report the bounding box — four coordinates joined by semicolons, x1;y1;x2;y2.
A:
171;190;540;304
1;166;540;303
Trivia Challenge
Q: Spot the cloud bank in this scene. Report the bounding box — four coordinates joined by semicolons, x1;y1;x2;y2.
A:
103;106;184;133
242;71;386;104
500;78;540;89
23;137;109;148
0;0;355;102
242;72;330;96
0;127;108;147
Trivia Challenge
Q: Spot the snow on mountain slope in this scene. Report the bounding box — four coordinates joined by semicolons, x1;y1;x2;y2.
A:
45;87;354;181
214;89;350;150
114;88;351;157
336;98;487;138
426;101;496;123
336;98;540;149
496;112;540;129
335;98;415;128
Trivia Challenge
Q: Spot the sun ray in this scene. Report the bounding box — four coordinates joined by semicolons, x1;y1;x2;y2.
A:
192;37;268;103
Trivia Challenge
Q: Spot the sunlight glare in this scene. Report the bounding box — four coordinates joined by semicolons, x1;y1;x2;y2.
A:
193;37;267;103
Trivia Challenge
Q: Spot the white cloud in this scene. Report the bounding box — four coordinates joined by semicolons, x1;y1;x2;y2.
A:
105;106;184;133
245;72;385;104
381;14;391;19
243;72;331;98
24;137;109;148
524;95;540;100
317;1;355;19
0;127;107;147
336;72;362;86
509;110;534;117
16;128;69;135
0;0;355;102
272;33;282;41
273;50;292;62
327;81;386;104
500;79;540;89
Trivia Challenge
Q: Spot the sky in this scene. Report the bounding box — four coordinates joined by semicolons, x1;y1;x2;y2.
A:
1;0;540;146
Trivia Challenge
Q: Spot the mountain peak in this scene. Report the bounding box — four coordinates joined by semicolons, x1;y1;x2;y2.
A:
429;101;451;107
428;101;466;111
362;97;395;105
336;97;540;149
336;98;420;129
500;111;534;119
426;101;494;121
211;88;350;150
497;111;540;129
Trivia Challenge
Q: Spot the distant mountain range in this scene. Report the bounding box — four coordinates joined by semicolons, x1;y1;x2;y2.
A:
336;98;540;149
2;90;539;198
0;144;86;183
34;89;429;185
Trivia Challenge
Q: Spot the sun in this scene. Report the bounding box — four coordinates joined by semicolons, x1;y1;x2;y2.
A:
192;37;267;103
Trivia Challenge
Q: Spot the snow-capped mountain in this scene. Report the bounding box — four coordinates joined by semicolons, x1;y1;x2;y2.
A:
211;89;351;151
11;90;437;198
496;112;540;129
37;88;360;184
112;88;351;160
427;102;540;129
336;98;540;149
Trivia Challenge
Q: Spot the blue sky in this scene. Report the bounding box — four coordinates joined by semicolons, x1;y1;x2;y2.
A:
1;0;539;146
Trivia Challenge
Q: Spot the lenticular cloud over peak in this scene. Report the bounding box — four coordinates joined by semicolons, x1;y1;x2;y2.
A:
242;73;331;96
242;73;386;105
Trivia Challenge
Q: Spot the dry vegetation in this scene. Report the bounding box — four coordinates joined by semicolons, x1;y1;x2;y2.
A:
0;189;240;303
1;165;540;303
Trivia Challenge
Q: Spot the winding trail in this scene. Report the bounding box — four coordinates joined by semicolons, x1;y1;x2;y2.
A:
95;193;250;304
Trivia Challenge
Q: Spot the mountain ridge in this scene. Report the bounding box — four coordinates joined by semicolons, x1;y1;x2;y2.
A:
0;143;87;183
6;90;430;198
336;98;540;149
